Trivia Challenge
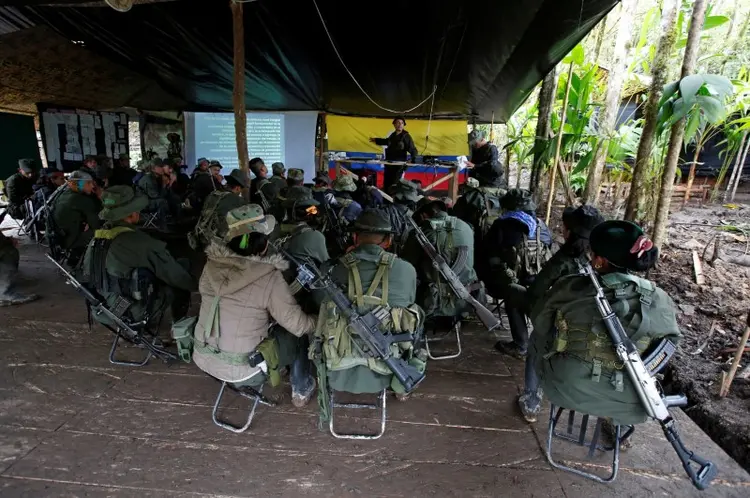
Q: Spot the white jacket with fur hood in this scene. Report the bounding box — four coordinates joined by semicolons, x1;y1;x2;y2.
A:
193;242;317;382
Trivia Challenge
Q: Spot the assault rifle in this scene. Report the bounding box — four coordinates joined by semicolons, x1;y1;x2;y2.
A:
47;254;176;363
578;261;716;490
405;216;500;331
275;244;425;393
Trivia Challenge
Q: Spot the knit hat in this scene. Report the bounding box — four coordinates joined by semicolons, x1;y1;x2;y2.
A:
70;170;94;181
99;185;148;221
562;205;605;239
225;204;276;240
272;162;286;176
349;208;393;233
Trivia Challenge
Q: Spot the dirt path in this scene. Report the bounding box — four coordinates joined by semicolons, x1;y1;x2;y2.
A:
650;204;750;471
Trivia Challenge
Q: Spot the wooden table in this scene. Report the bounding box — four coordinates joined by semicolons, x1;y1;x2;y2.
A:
331;159;462;202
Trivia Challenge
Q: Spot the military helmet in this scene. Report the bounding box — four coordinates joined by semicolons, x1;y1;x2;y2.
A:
225;204;276;240
500;188;536;213
333;174;356;192
349;208;393;234
283;185;319;208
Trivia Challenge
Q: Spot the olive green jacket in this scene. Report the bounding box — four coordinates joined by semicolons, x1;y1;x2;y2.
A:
531;272;682;425
52;189;102;250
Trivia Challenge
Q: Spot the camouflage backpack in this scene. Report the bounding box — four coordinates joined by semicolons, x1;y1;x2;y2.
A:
512;220;554;282
188;190;233;250
453;187;489;236
311;252;426;393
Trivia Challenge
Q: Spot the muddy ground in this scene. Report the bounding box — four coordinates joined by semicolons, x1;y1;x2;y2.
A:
645;203;750;471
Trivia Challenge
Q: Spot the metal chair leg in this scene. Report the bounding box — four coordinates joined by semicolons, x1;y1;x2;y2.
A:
426;320;462;360
108;330;152;367
329;388;387;440
212;381;261;433
545;404;621;484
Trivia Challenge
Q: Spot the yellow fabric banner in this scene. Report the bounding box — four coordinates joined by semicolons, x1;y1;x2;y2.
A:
327;115;469;157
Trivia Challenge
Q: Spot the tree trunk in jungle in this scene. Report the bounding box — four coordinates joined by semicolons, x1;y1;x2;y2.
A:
624;0;679;222
583;0;636;206
729;135;750;201
652;0;709;249
724;132;748;202
530;69;557;200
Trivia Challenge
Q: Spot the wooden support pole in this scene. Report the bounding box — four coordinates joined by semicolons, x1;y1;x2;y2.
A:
423;172;455;192
317;113;327;174
447;166;460;204
719;311;750;397
545;62;574;224
231;0;249;194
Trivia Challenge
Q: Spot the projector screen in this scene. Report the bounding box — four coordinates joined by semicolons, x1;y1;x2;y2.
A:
184;111;318;181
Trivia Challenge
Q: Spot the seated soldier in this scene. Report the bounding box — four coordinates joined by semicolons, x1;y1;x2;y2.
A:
466;130;506;195
191;157;210;181
3;159;38;222
193;205;317;404
109;154;136;187
83;186;196;327
51;171;102;265
353;170;384;208
33;170;65;209
273;168;305;222
401;196;478;318
190;160;223;212
0;231;38;307
379;179;418;254
518;205;604;423
531;221;682;432
269;162;287;193
136;158;171;223
312;174;335;206
249;158;279;214
331;174;362;224
189;169;249;250
312;209;425;400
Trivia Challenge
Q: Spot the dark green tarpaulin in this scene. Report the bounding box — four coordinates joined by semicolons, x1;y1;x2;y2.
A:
0;0;618;122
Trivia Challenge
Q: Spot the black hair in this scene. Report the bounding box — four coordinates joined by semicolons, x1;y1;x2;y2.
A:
560;233;591;258
227;232;268;257
421;203;445;218
248;157;264;175
620;247;659;272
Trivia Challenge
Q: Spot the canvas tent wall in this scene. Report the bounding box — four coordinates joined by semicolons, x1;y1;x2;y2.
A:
0;0;618;121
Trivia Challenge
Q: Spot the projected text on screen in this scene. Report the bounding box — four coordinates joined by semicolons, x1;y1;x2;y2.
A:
194;112;285;170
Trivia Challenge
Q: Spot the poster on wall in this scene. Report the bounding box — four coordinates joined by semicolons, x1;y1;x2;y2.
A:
37;104;129;172
141;120;184;164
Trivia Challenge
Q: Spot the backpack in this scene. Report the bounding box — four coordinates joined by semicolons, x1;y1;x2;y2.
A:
417;216;471;318
517;219;555;280
312;252;426;393
453;187;489;237
188;190;232;250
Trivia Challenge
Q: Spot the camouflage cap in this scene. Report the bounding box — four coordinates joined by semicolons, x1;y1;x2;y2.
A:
226;169;250;188
18;158;38;173
349;208;393;234
465;177;480;188
287;168;304;182
500;188;536;212
562;205;605;239
283;185;319;208
209;160;222;169
271;162;286;175
225;204;276;240
468;129;486;146
391;179;419;203
332;174;356;192
99;185;148;221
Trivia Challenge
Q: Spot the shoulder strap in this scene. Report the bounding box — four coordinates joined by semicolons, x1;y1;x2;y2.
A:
366;252;395;305
94;226;134;240
340;253;365;307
